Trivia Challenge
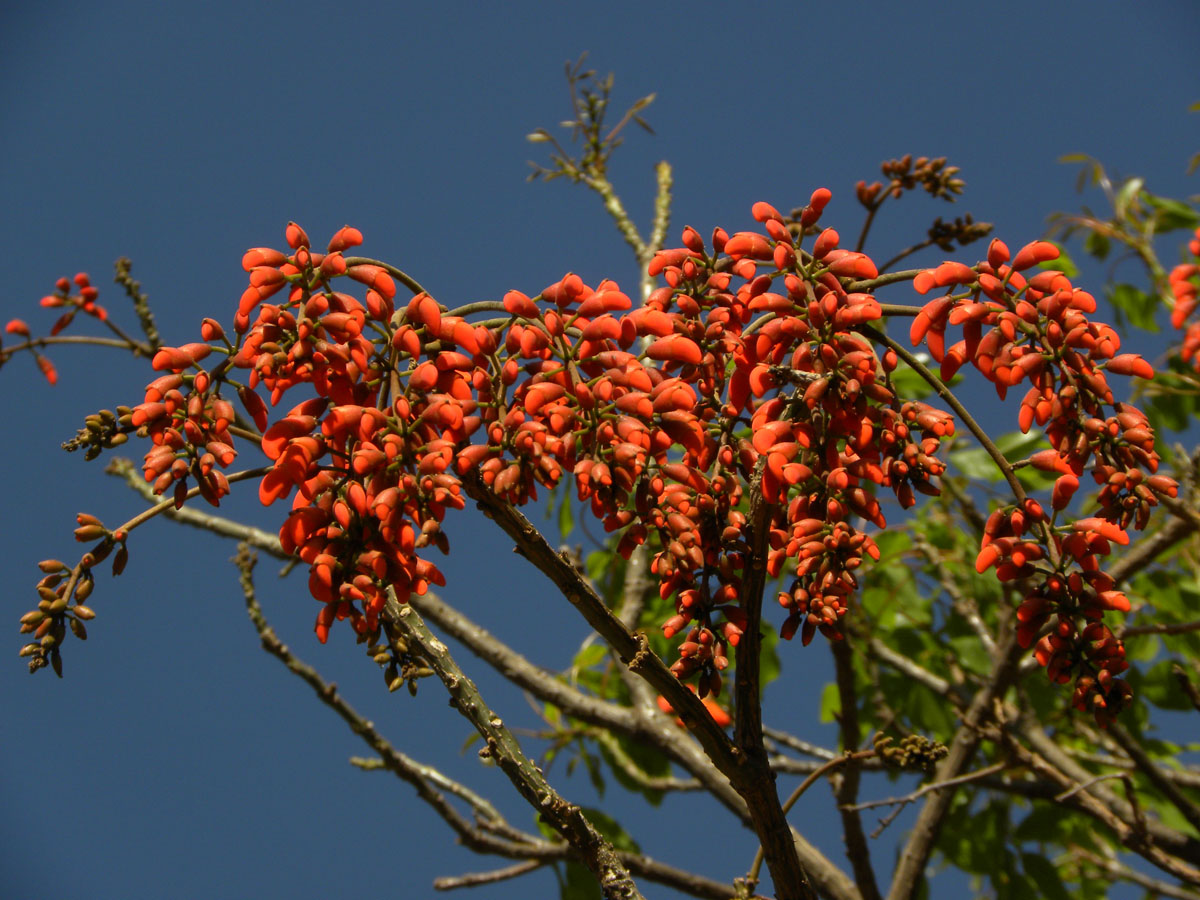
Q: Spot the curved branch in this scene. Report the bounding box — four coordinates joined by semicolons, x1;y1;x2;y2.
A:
383;595;645;900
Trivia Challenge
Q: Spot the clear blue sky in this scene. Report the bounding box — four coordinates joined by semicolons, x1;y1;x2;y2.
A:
3;2;1197;898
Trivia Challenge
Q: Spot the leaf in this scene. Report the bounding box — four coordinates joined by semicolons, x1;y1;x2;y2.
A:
1114;176;1145;220
819;681;840;723
561;861;601;900
950;430;1047;483
1082;229;1110;261
578;806;640;853
595;734;668;807
572;642;607;672
1142;192;1200;233
1139;658;1196;711
1106;283;1159;333
759;620;781;691
558;487;575;540
1020;853;1071;900
1038;242;1079;278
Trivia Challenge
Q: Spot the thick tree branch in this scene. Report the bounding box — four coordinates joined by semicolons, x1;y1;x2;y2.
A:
383;594;646;900
460;470;841;900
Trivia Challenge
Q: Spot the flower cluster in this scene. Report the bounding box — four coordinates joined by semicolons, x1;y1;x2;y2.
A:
1169;225;1200;368
14;196;1176;724
912;238;1177;723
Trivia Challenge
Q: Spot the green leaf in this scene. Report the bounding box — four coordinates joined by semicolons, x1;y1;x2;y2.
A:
578;806;640;853
1020;853;1070;900
759;620;781;691
1141;358;1200;432
1139;658;1196;711
950;430;1047;483
594;734;669;807
1106;283;1159;333
572;642;607;672
1142;192;1200;233
1038;242;1079;278
1114;176;1145;220
561;861;602;900
1082;229;1111;261
819;681;840;723
889;357;937;401
558;487;575;540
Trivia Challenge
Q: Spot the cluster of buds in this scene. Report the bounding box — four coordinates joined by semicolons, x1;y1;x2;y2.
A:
17;515;127;674
914;238;1177;723
856;154;965;206
1169;225;1200;368
872;731;949;771
14;189;1177;726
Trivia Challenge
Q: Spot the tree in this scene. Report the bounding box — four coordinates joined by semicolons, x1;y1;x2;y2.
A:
8;62;1200;900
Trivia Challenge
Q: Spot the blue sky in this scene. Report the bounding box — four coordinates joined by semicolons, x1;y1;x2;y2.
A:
2;2;1198;898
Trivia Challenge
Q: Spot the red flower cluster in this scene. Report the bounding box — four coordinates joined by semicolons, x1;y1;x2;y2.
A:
913;238;1177;723
16;196;1178;724
1169;226;1200;367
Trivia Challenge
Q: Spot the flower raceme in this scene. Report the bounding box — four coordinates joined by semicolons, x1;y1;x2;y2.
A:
15;197;1177;723
912;236;1176;722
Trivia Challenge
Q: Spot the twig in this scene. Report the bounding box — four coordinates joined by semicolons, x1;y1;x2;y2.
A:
235;546;545;861
1018;717;1200;869
382;595;646;900
107;457;281;551
866;638;955;699
433;861;544;891
1122;619;1200;638
1053;771;1129;802
1108;723;1200;835
113;257;162;351
744;751;876;892
886;627;1025;900
762;727;839;762
1074;847;1200;900
1004;723;1200;885
830;638;883;900
459;470;840;900
847;762;1009;815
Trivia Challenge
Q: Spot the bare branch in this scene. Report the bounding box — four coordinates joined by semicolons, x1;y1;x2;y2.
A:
1074;847;1200;900
434;860;545;892
830;638;883;900
382;596;645;899
1108;723;1200;836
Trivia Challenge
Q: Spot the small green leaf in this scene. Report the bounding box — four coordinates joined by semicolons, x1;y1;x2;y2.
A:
572;642;607;672
1020;853;1070;900
950;430;1047;483
578;806;640;853
1082;229;1110;260
1139;658;1196;711
1114;176;1145;220
1106;283;1159;333
819;681;840;723
1038;242;1079;278
759;620;781;690
558;488;575;540
562;861;602;900
1142;192;1200;233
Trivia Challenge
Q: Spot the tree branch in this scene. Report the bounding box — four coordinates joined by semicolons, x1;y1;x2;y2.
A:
830;638;883;900
886;627;1025;900
383;593;646;900
459;470;839;900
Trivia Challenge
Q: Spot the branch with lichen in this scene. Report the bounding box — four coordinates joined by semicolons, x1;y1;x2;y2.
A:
380;591;646;900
